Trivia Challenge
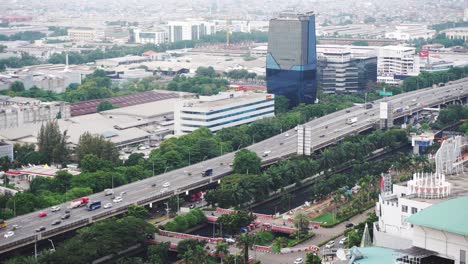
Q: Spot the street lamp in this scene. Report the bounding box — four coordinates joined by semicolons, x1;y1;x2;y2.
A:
164;202;169;219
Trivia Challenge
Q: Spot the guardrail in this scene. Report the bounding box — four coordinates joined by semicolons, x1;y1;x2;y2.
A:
0;235;36;252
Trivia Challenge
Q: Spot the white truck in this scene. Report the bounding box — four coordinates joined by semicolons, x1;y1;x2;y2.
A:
346;117;358;125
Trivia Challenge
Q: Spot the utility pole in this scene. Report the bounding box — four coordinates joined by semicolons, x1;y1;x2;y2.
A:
152;161;155;176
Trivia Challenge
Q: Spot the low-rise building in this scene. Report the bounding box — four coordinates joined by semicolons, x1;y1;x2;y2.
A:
174;91;275;135
0;96;70;130
443;27;468;42
134;28;169;45
385;24;436;41
96;56;150;68
68;28;105;42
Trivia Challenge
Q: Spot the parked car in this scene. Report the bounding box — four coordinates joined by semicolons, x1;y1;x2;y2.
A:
113;196;123;203
61;214;70;220
345;223;354;228
50;206;61;212
35;226;46;232
38;212;47;218
52;220;61;226
3;231;14;238
325;240;335;249
104;203;113;209
339;237;347;245
162;182;170;188
293;258;304;264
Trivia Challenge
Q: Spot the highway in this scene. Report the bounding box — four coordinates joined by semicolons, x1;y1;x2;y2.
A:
0;79;467;254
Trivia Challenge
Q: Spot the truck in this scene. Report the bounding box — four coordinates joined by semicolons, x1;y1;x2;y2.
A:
104;189;114;196
201;168;213;177
86;201;102;211
69;197;90;209
190;192;203;202
346;117;358;125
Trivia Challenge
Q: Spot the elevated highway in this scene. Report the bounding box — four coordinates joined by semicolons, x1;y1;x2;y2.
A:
0;79;467;255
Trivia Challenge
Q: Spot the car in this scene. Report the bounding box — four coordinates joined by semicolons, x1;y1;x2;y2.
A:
319;134;325;138
120;191;127;196
346;110;351;113
51;206;61;212
10;225;20;231
339;237;347;245
35;226;46;232
38;212;47;218
262;150;271;157
228;163;233;167
225;238;235;245
52;220;61;226
3;231;14;238
138;146;147;150
325;240;335;249
285;133;290;137
113;196;123;203
345;223;354;228
65;210;71;214
151;183;157;187
61;214;71;220
104;203;113;209
293;258;304;264
162;182;170;188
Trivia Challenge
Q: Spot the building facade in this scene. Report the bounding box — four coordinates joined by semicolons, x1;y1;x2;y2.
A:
266;12;317;106
134;29;169;45
167;21;216;42
317;50;377;94
0;97;70;130
68;28;104;42
174;91;275;135
443;27;468;42
377;46;418;85
0;142;13;161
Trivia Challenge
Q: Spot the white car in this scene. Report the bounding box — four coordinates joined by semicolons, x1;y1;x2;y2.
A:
325;240;335;249
339;237;347;245
138;146;147;150
285;133;290;137
293;258;304;264
51;206;61;212
103;203;113;209
113;196;123;203
4;231;14;238
162;182;170;188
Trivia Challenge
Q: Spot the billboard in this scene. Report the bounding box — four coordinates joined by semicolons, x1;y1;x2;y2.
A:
419;50;429;58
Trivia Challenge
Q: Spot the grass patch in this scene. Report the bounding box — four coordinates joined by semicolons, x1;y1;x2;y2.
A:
255;231;275;246
312;212;337;225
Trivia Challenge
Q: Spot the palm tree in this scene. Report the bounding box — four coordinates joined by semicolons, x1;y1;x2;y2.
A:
236;233;256;264
183;244;207;264
293;212;310;239
215;241;229;263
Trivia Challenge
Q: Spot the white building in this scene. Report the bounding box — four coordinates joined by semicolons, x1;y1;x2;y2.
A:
0;96;71;130
167;20;216;42
464;8;468;22
174;91;275;135
68;28;105;42
96;56;150;68
134;28;169;45
377;46;419;85
0;142;13;161
443;27;468;42
374;170;468;253
385;24;436;41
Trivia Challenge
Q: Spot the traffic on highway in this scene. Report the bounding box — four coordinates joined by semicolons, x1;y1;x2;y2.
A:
0;80;467;254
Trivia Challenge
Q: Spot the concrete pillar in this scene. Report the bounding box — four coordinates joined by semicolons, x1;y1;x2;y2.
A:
149;202;153;208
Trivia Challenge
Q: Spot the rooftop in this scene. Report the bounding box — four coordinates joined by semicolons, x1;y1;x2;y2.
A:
182;92;272;110
406;196;468;236
354;247;395;264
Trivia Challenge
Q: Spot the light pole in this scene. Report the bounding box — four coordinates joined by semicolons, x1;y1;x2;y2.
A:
237;144;242;151
164;202;169;219
152;161;155;176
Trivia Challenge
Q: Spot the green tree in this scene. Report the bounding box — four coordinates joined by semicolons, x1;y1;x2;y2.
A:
75;132;119;164
97;100;117;112
177;239;207;259
37;120;69;164
306;253;321;264
147;242;170;264
275;95;290;114
195;66;217;78
183;244;207;264
55;170;73;193
10;81;25;92
215;241;230;263
351;40;369;46
168;195;181;216
233;149;261;174
237;233;256;264
217;210;256;235
294;212;310;238
4;256;36;264
127;205;149;219
124;153;145;166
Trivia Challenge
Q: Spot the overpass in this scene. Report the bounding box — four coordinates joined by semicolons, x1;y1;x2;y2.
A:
0;79;467;255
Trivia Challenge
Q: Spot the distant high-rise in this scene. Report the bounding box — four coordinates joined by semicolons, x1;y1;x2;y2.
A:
266;12;317;107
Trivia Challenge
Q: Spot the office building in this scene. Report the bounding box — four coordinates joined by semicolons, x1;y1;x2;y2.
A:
167;21;216;42
0;96;70;130
443;27;468;42
317;50;377;94
266;12;317;106
134;28;169;45
377;46;418;85
385;24;436;41
68;28;105;42
174;91;275;135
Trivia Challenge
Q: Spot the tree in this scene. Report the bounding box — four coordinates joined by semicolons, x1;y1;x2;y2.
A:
97;101;117;112
168;195;181;216
351;40;369;46
127;205;149;219
306;253;321;264
124;153;145;166
275;95;290;114
293;212;310;238
215;241;230;263
233;149;261;174
10;81;25;92
37;120;69;164
195;66;217;78
217;211;256;235
75;132;119;164
236;233;256;264
147;242;170;264
55;170;73;193
177;239;207;259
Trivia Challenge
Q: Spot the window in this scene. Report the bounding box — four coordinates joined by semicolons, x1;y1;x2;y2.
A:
461;250;466;264
411;207;418;214
402;205;408;213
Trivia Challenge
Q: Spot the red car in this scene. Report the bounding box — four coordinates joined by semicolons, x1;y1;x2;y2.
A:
38;212;47;217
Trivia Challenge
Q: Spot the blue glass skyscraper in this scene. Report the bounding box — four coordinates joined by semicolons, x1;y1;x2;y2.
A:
266;12;317;107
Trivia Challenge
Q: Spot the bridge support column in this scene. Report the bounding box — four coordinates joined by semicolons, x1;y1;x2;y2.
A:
149;202;153;208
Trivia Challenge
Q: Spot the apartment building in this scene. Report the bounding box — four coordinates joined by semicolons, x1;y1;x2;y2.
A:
377;46;418;85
